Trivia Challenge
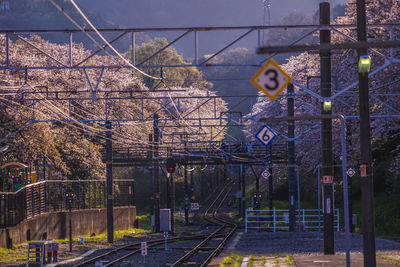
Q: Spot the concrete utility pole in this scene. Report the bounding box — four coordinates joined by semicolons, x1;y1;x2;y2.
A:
320;2;335;255
106;121;113;243
287;83;296;231
356;0;376;266
153;115;160;232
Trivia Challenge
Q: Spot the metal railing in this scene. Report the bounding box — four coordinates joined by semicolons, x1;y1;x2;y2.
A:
0;179;134;228
245;208;339;232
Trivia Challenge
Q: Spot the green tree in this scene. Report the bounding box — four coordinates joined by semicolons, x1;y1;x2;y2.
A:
132;38;212;90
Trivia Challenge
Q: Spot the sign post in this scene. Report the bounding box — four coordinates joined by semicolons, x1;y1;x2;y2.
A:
251;58;292;101
164;232;168;251
141;241;147;263
255;125;276;147
262;170;271;180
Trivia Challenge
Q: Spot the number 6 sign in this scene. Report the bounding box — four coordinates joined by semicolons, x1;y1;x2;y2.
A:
255;125;276;147
251;58;292;101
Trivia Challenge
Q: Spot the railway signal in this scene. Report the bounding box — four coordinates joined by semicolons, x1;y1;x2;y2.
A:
253;193;262;209
166;157;176;173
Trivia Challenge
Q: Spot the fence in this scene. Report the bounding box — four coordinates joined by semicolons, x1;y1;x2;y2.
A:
245;208;339;232
0;179;134;228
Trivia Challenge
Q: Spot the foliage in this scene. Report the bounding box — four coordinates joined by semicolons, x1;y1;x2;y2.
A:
0;33;227;180
131;38;212;90
245;0;400;196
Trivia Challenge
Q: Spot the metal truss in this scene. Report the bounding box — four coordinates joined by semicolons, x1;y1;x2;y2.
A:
108;140;288;167
0;23;392;72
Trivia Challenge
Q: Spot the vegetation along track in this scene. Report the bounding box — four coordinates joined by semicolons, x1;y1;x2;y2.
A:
73;180;236;266
170;180;237;266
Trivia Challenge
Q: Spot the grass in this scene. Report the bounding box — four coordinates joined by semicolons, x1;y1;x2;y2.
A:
273;257;280;264
352;194;400;241
0;245;26;264
247;255;255;267
261;256;266;266
378;255;400;267
219;253;243;267
0;213;153;265
286;255;295;266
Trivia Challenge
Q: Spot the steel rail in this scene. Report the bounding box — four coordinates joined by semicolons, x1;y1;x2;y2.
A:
72;235;207;267
170;181;237;267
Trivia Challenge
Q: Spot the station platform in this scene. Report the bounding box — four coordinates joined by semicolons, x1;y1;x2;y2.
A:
208;231;400;266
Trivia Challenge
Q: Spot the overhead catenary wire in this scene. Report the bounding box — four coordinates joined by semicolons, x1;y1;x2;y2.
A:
65;0;162;81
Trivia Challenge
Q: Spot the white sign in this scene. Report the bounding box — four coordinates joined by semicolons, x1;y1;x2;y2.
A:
250;58;292;101
255;125;276;147
141;242;147;256
190;202;200;211
347;168;355;177
262;170;271;180
322;175;333;184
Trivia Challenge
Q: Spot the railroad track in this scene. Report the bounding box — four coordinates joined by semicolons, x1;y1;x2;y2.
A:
73;180;236;267
170;180;237;266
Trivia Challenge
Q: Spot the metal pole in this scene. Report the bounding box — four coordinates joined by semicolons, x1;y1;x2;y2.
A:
190;164;194;201
184;143;189;224
318;167;321;239
340;115;351;267
131;32;136;65
43;155;46;181
171;171;175;234
242;164;246;219
346;120;354;232
356;0;376;265
268;152;273;211
106;121;113;243
68;204;72;252
154;115;160;232
149;134;155;232
201;168;205;202
255;166;260;194
238;165;242;216
320;2;334;255
287;83;295;231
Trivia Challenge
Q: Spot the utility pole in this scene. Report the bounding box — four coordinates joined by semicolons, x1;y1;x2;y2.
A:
287;83;296;231
106;121;113;243
357;0;376;265
153;115;160;232
320;2;334;255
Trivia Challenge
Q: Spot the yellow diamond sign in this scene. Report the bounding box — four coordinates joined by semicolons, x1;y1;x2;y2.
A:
251;58;292;101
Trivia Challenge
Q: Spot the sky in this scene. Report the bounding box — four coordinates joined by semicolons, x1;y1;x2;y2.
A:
78;0;349;28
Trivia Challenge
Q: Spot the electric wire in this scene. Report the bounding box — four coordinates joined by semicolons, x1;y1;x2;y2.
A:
67;0;161;81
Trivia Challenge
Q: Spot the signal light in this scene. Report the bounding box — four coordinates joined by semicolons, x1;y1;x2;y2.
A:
166;157;176;174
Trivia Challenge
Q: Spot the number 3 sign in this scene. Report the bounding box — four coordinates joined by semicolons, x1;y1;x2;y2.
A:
251;58;292;101
255;125;276;147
